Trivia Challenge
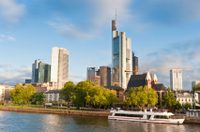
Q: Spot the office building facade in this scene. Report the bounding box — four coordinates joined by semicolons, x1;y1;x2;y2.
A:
25;79;32;83
31;60;51;83
112;20;132;89
87;67;98;80
38;63;51;83
51;47;69;89
170;69;183;91
32;60;40;83
100;66;111;86
132;52;138;75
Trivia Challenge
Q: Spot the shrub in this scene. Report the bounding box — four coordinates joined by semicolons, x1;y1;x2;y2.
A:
0;101;4;105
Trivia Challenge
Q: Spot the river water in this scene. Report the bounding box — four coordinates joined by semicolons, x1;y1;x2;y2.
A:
0;111;199;132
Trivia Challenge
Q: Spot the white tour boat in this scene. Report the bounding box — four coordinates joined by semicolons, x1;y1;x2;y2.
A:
108;109;185;124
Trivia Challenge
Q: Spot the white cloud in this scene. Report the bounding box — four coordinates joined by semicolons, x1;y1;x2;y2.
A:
0;64;31;85
48;21;93;39
0;34;5;38
7;36;16;41
0;34;16;42
0;0;26;24
140;39;200;90
48;0;132;39
90;0;132;27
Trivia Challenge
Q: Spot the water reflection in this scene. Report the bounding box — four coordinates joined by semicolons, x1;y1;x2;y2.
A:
0;111;199;132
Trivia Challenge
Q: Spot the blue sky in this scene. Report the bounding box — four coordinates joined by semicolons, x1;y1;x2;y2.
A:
0;0;200;90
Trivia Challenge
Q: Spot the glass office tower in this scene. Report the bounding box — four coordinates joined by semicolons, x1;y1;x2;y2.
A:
112;20;132;89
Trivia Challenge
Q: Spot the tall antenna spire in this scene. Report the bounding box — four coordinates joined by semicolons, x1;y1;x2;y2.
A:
115;8;117;21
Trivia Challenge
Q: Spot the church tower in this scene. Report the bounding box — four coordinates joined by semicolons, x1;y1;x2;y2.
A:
145;71;152;88
152;73;158;85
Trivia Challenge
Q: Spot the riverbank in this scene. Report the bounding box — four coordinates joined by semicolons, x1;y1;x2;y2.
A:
0;106;110;117
0;106;200;124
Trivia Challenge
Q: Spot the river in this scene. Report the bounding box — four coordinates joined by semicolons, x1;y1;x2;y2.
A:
0;111;199;132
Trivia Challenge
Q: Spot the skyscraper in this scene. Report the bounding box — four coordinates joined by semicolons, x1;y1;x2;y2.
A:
31;60;51;83
132;52;138;75
38;62;51;83
32;59;40;83
112;20;132;89
100;66;111;86
87;67;100;85
51;47;69;89
87;67;98;80
170;69;183;91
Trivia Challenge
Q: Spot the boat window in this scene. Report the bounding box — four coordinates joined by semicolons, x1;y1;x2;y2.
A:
154;115;171;119
114;113;143;118
147;115;151;119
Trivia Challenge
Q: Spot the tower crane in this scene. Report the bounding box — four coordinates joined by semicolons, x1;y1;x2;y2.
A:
124;66;192;73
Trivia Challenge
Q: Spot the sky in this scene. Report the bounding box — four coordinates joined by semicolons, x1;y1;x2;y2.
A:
0;0;200;90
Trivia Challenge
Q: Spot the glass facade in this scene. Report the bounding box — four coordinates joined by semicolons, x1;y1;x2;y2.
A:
38;63;51;83
112;37;120;85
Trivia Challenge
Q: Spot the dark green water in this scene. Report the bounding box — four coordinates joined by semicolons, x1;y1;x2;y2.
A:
0;111;199;132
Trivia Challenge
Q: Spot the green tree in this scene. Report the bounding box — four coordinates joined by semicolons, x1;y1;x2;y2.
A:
73;81;93;106
10;84;36;105
162;88;176;108
10;85;24;104
34;92;45;104
123;86;158;110
175;101;182;110
73;81;119;109
184;102;191;110
193;83;200;91
104;89;119;107
59;81;75;106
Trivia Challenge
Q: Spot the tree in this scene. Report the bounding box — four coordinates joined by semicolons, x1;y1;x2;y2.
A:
59;81;75;106
72;81;119;109
10;84;36;105
72;81;93;106
184;102;191;110
104;89;119;107
33;92;45;105
175;101;182;110
193;83;200;91
162;88;176;108
123;86;158;110
10;85;24;104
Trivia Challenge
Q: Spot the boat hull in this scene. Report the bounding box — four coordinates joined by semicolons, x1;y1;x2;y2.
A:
108;116;184;124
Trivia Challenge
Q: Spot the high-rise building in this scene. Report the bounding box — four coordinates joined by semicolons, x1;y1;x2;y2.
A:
87;67;98;80
112;20;132;89
32;59;40;83
88;76;101;85
25;79;32;83
132;52;138;75
87;67;100;85
51;47;69;89
100;66;111;86
192;81;200;89
170;69;183;91
31;60;51;83
38;62;51;83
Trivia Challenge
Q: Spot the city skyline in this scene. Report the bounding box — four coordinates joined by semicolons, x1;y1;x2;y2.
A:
0;0;200;90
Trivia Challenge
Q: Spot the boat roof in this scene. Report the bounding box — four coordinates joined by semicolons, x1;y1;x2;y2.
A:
110;110;174;116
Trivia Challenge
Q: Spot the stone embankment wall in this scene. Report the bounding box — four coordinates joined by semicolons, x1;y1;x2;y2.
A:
0;107;110;117
184;117;200;124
